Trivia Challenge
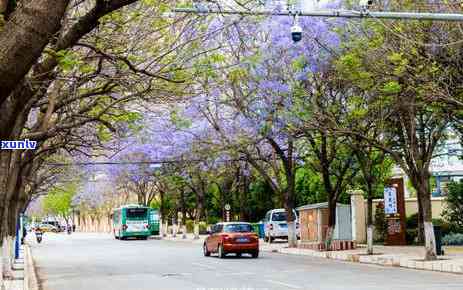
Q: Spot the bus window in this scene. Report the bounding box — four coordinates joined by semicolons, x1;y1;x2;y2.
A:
126;208;147;218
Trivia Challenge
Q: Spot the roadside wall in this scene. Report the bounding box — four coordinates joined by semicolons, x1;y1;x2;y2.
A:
367;197;447;219
349;195;448;244
74;215;112;233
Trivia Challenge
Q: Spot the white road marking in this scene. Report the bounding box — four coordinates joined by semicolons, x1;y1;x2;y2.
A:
266;279;302;289
278;269;307;273
191;262;216;270
217;271;255;276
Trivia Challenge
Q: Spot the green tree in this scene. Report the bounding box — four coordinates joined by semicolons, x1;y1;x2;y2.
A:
443;181;463;233
334;9;463;259
43;182;77;224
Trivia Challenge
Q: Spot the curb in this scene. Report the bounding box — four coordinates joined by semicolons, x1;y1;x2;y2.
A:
269;247;463;275
24;245;39;290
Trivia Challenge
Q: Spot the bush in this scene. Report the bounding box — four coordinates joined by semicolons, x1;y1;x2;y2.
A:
442;233;463;246
406;213;419;229
185;220;194;233
406;229;418;245
432;218;452;237
199;221;208;234
443;181;463;233
207;216;220;225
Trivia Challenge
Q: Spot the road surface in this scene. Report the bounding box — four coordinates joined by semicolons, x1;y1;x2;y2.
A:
29;233;463;290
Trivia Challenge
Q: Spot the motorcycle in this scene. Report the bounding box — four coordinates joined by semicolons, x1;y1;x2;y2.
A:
35;230;43;243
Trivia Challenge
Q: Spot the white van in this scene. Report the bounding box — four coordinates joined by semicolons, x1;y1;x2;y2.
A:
263;208;299;243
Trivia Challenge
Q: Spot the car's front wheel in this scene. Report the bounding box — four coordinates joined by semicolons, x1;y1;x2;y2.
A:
251;250;259;258
203;243;211;257
218;244;226;259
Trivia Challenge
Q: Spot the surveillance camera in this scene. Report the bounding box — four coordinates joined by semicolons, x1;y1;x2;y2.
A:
359;0;373;10
291;24;302;43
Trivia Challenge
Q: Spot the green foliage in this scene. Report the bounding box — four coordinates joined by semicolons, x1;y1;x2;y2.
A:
185;219;194;233
381;81;401;95
199;221;208;234
406;229;419;245
295;167;326;206
406;212;419;229
442;233;463;246
443;181;463;233
246;179;276;221
170;109;192;129
43;182;77;219
432;218;452;237
207;216;220;225
56;50;82;72
405;214;452;244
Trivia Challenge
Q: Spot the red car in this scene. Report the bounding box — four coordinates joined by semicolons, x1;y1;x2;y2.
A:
203;222;259;258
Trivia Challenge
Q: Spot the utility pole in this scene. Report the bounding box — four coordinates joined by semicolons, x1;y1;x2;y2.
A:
173;7;463;22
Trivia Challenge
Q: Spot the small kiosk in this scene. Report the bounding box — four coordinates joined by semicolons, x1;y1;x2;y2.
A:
297;202;354;250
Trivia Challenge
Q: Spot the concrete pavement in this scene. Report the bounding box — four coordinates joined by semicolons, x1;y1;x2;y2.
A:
28;233;463;290
164;234;463;274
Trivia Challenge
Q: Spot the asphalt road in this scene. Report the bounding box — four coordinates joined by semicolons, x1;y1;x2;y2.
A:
29;233;463;290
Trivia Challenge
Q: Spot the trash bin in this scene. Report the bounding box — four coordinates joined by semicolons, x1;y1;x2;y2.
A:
258;222;265;239
434;225;443;256
251;223;259;236
251;223;265;239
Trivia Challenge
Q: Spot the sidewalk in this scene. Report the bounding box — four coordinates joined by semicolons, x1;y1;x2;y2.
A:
265;243;463;275
1;247;26;290
161;235;463;274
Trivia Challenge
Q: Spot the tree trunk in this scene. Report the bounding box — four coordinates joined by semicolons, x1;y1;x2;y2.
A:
0;0;70;103
420;186;436;260
159;189;167;236
325;199;337;250
367;197;374;255
284;197;297;248
416;194;425;244
0;151;11;243
367;225;374;255
415;174;437;260
1;236;13;280
0;0;7;14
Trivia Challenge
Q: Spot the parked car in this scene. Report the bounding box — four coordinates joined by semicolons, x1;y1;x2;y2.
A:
38;223;59;233
203;222;259;258
42;221;62;232
263;208;300;243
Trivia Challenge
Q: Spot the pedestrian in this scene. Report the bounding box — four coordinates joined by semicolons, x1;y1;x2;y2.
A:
72;224;76;232
21;227;27;244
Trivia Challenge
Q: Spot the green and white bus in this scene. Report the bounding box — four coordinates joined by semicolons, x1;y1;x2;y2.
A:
113;204;152;240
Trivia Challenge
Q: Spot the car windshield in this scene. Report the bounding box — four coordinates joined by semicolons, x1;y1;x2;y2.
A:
126;208;147;218
273;211;297;221
272;212;287;221
223;224;253;233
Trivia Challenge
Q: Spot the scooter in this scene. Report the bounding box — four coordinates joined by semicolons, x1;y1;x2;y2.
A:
35;230;43;243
